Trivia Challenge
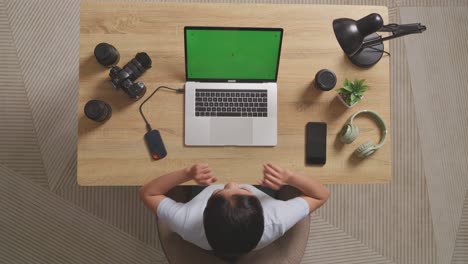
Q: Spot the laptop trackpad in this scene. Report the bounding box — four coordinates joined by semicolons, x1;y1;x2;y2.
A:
210;118;253;145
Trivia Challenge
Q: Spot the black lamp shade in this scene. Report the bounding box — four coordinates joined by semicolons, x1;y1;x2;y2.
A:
333;13;383;56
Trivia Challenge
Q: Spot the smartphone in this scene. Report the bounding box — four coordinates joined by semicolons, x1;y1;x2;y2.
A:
305;122;327;165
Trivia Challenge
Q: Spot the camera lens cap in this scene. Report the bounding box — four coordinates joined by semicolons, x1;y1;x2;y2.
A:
94;43;120;67
84;100;112;122
315;69;337;91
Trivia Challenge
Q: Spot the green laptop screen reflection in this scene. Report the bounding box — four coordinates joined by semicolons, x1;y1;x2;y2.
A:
185;28;282;81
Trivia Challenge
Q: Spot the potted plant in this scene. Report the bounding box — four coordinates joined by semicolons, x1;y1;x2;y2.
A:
337;78;369;108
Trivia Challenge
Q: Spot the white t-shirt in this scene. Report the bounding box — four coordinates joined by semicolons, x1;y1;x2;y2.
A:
157;184;310;250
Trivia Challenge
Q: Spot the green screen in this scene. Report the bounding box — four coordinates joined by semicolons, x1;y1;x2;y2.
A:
185;28;282;81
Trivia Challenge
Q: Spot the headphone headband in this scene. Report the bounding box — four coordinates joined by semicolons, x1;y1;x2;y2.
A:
347;110;387;148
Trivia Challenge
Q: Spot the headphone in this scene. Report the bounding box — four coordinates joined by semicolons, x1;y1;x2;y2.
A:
339;110;387;158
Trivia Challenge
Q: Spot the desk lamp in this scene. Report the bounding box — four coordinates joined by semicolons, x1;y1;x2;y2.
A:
333;13;426;67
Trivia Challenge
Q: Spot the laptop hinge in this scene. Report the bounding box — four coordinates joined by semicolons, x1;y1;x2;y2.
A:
188;80;273;83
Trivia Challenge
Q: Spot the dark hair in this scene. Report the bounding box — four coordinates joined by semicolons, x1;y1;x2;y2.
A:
203;194;264;262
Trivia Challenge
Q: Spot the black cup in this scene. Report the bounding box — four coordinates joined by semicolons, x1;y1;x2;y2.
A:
94;43;120;67
84;100;112;122
314;69;337;91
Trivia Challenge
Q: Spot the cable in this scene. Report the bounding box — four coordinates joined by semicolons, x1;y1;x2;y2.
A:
366;46;391;56
382;24;399;30
139;86;184;132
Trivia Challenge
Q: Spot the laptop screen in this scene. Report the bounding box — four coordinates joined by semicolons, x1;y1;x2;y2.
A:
185;27;283;82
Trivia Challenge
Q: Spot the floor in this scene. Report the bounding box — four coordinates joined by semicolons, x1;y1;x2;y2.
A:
1;0;467;263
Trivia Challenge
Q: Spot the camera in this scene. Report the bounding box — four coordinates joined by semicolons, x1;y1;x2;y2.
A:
109;52;152;100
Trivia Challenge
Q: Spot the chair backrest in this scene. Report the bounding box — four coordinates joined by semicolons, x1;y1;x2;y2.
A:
157;216;310;264
158;186;311;264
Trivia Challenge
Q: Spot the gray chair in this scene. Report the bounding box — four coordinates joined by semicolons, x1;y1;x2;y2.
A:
158;186;311;264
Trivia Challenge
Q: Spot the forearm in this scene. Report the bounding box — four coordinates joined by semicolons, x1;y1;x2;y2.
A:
286;172;330;201
139;167;190;197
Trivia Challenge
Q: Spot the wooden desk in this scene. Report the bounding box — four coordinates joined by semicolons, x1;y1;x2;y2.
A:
79;2;390;186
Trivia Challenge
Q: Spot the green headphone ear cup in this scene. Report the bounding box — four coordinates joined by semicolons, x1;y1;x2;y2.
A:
340;124;359;144
355;142;376;158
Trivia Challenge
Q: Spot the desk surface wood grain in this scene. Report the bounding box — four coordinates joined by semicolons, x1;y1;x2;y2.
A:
79;2;390;186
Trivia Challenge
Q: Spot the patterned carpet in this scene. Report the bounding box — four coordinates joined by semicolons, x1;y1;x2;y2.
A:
1;0;467;263
400;6;468;264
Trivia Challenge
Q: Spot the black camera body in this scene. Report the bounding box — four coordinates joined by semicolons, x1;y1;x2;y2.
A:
109;52;152;100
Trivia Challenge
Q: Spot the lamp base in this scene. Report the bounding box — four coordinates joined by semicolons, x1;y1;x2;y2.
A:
348;33;384;68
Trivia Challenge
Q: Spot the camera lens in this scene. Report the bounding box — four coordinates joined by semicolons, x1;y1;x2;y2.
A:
135;52;152;69
314;69;337;91
84;100;112;122
94;43;120;67
123;52;152;81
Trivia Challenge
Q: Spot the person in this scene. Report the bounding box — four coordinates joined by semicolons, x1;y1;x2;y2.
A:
139;162;330;261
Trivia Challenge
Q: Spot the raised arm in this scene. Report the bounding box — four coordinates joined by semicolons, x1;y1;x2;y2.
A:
259;163;330;213
139;164;217;212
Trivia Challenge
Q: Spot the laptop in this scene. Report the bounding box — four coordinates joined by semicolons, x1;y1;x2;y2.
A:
184;26;283;146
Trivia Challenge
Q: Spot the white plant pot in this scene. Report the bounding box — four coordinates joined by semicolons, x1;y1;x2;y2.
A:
337;94;360;108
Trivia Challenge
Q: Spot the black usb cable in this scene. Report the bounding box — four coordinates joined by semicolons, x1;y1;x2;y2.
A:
139;85;184;160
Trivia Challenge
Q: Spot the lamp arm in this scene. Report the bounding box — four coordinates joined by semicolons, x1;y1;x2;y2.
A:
378;23;426;33
362;23;427;48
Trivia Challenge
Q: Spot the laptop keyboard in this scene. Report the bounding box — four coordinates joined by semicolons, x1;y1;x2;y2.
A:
195;89;268;117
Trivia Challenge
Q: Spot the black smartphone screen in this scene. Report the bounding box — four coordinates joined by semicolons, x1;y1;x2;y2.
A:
306;122;327;165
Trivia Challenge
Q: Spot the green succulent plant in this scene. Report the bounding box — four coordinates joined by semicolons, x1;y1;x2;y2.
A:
338;78;369;106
